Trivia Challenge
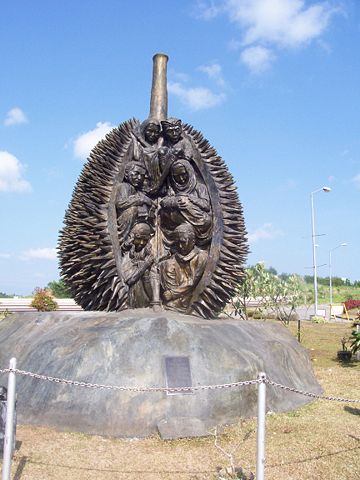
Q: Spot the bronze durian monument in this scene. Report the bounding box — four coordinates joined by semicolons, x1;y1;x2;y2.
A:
59;54;248;318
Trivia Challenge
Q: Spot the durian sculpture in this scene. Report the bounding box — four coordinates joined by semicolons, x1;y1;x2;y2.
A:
59;54;248;318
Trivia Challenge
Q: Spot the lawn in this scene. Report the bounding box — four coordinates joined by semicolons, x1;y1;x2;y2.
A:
1;320;360;480
315;284;360;305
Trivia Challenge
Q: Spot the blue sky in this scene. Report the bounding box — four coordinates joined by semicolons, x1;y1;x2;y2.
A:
0;0;359;295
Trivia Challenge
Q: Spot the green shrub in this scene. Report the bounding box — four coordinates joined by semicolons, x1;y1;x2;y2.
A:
311;315;327;324
31;287;58;312
350;329;360;355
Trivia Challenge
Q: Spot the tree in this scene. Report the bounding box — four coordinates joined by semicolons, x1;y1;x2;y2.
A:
47;279;72;298
230;263;306;325
230;263;270;321
0;292;15;298
266;266;278;276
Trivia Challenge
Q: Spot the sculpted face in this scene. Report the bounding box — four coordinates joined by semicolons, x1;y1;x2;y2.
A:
133;232;150;251
163;123;182;143
132;224;151;252
176;228;195;256
127;165;145;189
172;164;189;186
144;123;161;144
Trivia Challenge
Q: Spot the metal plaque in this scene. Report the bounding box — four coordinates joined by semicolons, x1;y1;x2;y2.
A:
164;356;192;395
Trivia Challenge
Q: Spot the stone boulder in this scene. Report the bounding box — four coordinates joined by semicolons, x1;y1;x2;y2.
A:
0;310;321;438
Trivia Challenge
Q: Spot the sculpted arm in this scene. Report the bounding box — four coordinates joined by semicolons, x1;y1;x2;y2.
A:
122;255;155;286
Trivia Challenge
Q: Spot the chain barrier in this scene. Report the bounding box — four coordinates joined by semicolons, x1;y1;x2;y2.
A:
265;378;360;404
1;367;359;403
0;367;261;393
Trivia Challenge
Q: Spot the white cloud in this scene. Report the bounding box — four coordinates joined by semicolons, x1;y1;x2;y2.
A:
226;0;337;47
21;248;57;260
171;71;191;83
0;151;32;193
0;253;11;259
4;107;28;126
240;45;275;72
198;62;226;87
73;122;115;161
194;1;223;19
248;223;282;243
197;0;340;72
168;81;226;111
352;173;360;188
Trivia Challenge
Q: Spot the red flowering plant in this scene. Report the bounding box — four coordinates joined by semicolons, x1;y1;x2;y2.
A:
31;287;58;312
344;299;360;311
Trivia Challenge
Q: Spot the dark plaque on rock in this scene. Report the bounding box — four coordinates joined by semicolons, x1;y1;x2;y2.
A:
164;356;192;394
59;53;248;318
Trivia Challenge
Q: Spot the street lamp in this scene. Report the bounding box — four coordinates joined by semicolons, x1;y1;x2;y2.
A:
311;186;331;315
329;243;347;306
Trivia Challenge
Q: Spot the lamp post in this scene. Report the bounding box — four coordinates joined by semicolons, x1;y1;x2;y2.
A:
329;243;347;306
311;186;331;315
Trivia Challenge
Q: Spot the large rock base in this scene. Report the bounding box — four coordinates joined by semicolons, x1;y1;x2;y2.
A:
0;310;321;438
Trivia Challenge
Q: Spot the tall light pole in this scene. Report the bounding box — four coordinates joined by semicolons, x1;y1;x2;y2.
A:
311;186;331;315
329;243;347;306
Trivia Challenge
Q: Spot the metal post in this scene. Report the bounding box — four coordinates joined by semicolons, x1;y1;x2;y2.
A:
256;372;266;480
2;358;16;480
310;186;331;316
311;192;318;316
329;249;333;319
329;250;333;305
329;243;347;319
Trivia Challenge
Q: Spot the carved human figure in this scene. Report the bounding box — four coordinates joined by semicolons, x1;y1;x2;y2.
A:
115;162;154;244
160;159;212;246
130;119;163;191
161;117;193;160
160;223;207;311
121;223;155;308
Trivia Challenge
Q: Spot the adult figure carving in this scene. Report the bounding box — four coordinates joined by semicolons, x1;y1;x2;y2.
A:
161;117;193;160
122;223;155;308
160;159;212;246
115;162;154;245
148;118;194;195
130;118;163;192
160;223;208;312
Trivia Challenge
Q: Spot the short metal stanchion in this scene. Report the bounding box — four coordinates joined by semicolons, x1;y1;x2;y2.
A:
2;358;17;480
256;372;266;480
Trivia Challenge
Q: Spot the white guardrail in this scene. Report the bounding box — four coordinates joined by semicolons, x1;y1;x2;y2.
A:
0;298;83;313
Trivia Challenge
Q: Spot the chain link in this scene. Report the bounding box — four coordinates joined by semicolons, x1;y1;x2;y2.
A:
265;378;360;404
1;367;360;403
1;367;261;393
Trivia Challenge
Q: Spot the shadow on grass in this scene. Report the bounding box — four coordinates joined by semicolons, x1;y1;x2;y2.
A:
14;456;27;480
15;458;214;475
334;358;358;368
344;406;360;416
267;445;360;468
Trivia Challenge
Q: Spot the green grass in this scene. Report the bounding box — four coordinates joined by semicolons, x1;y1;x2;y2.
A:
315;285;360;304
288;320;360;368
